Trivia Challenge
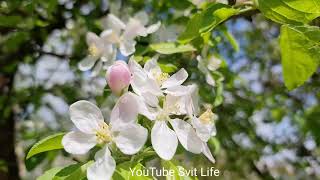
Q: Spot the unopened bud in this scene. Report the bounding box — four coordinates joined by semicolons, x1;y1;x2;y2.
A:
106;61;131;96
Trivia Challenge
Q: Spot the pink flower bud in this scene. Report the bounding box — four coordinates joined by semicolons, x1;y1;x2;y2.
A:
106;61;131;95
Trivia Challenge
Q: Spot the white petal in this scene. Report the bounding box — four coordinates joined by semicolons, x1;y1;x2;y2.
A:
151;121;178;160
86;32;100;45
123;18;148;39
164;85;192;96
202;143;215;163
185;84;200;116
169;119;202;154
134;11;149;26
119;39;136;56
91;60;103;77
147;21;161;34
113;124;148;155
164;95;187;115
110;93;139;126
101;29;120;44
136;95;158;120
129;58;162;96
87;147;116;180
62;131;96;155
191;116;215;142
141;92;159;107
69;100;104;134
161;68;188;89
143;55;160;74
206;73;215;86
106;14;125;34
78;56;97;71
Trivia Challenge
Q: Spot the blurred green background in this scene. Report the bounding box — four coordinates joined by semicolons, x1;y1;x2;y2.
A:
0;0;320;179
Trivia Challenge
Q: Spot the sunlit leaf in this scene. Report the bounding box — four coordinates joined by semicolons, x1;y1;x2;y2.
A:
280;25;320;90
178;3;238;43
257;0;320;24
150;43;196;54
53;161;93;180
26;133;65;159
37;167;64;180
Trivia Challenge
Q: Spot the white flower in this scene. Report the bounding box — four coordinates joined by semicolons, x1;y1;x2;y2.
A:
128;56;189;106
102;12;161;56
196;55;222;87
78;32;116;76
62;93;148;180
182;86;217;163
138;93;203;160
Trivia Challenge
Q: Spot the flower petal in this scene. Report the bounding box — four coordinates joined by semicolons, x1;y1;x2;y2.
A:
113;123;148;155
206;73;215;86
119;39;136;56
147;21;161;34
169;119;202;154
191;116;216;142
78;56;97;71
164;95;187;115
123;18;148;39
86;32;100;46
151;121;178;160
106;14;125;35
134;11;149;26
110;93;139;126
91;60;103;77
202;142;215;163
141;91;159;107
164;85;192;96
62;131;96;155
143;55;160;74
129;58;162;96
69;100;104;134
87;147;116;180
161;68;188;89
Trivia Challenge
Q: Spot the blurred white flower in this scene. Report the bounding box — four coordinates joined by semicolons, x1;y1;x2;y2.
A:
62;93;148;180
102;12;161;56
197;55;222;87
36;55;75;89
78;32;116;76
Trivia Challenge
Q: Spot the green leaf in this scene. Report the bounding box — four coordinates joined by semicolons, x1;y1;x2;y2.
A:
25;153;46;171
26;133;65;159
282;0;320;14
150;43;196;54
178;3;238;43
280;25;320;90
112;162;152;180
159;63;178;73
220;26;239;52
37;167;64;180
53;161;93;180
257;0;320;24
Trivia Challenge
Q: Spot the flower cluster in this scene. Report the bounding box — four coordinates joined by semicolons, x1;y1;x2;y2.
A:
62;13;218;180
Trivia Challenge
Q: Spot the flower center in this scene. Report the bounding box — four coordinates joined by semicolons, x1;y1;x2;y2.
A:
95;122;112;144
88;44;100;57
156;109;169;121
151;69;170;86
199;109;214;124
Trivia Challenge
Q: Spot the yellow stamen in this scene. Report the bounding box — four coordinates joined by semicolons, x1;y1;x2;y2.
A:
88;44;100;57
151;69;170;85
95;122;112;144
199;109;214;124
